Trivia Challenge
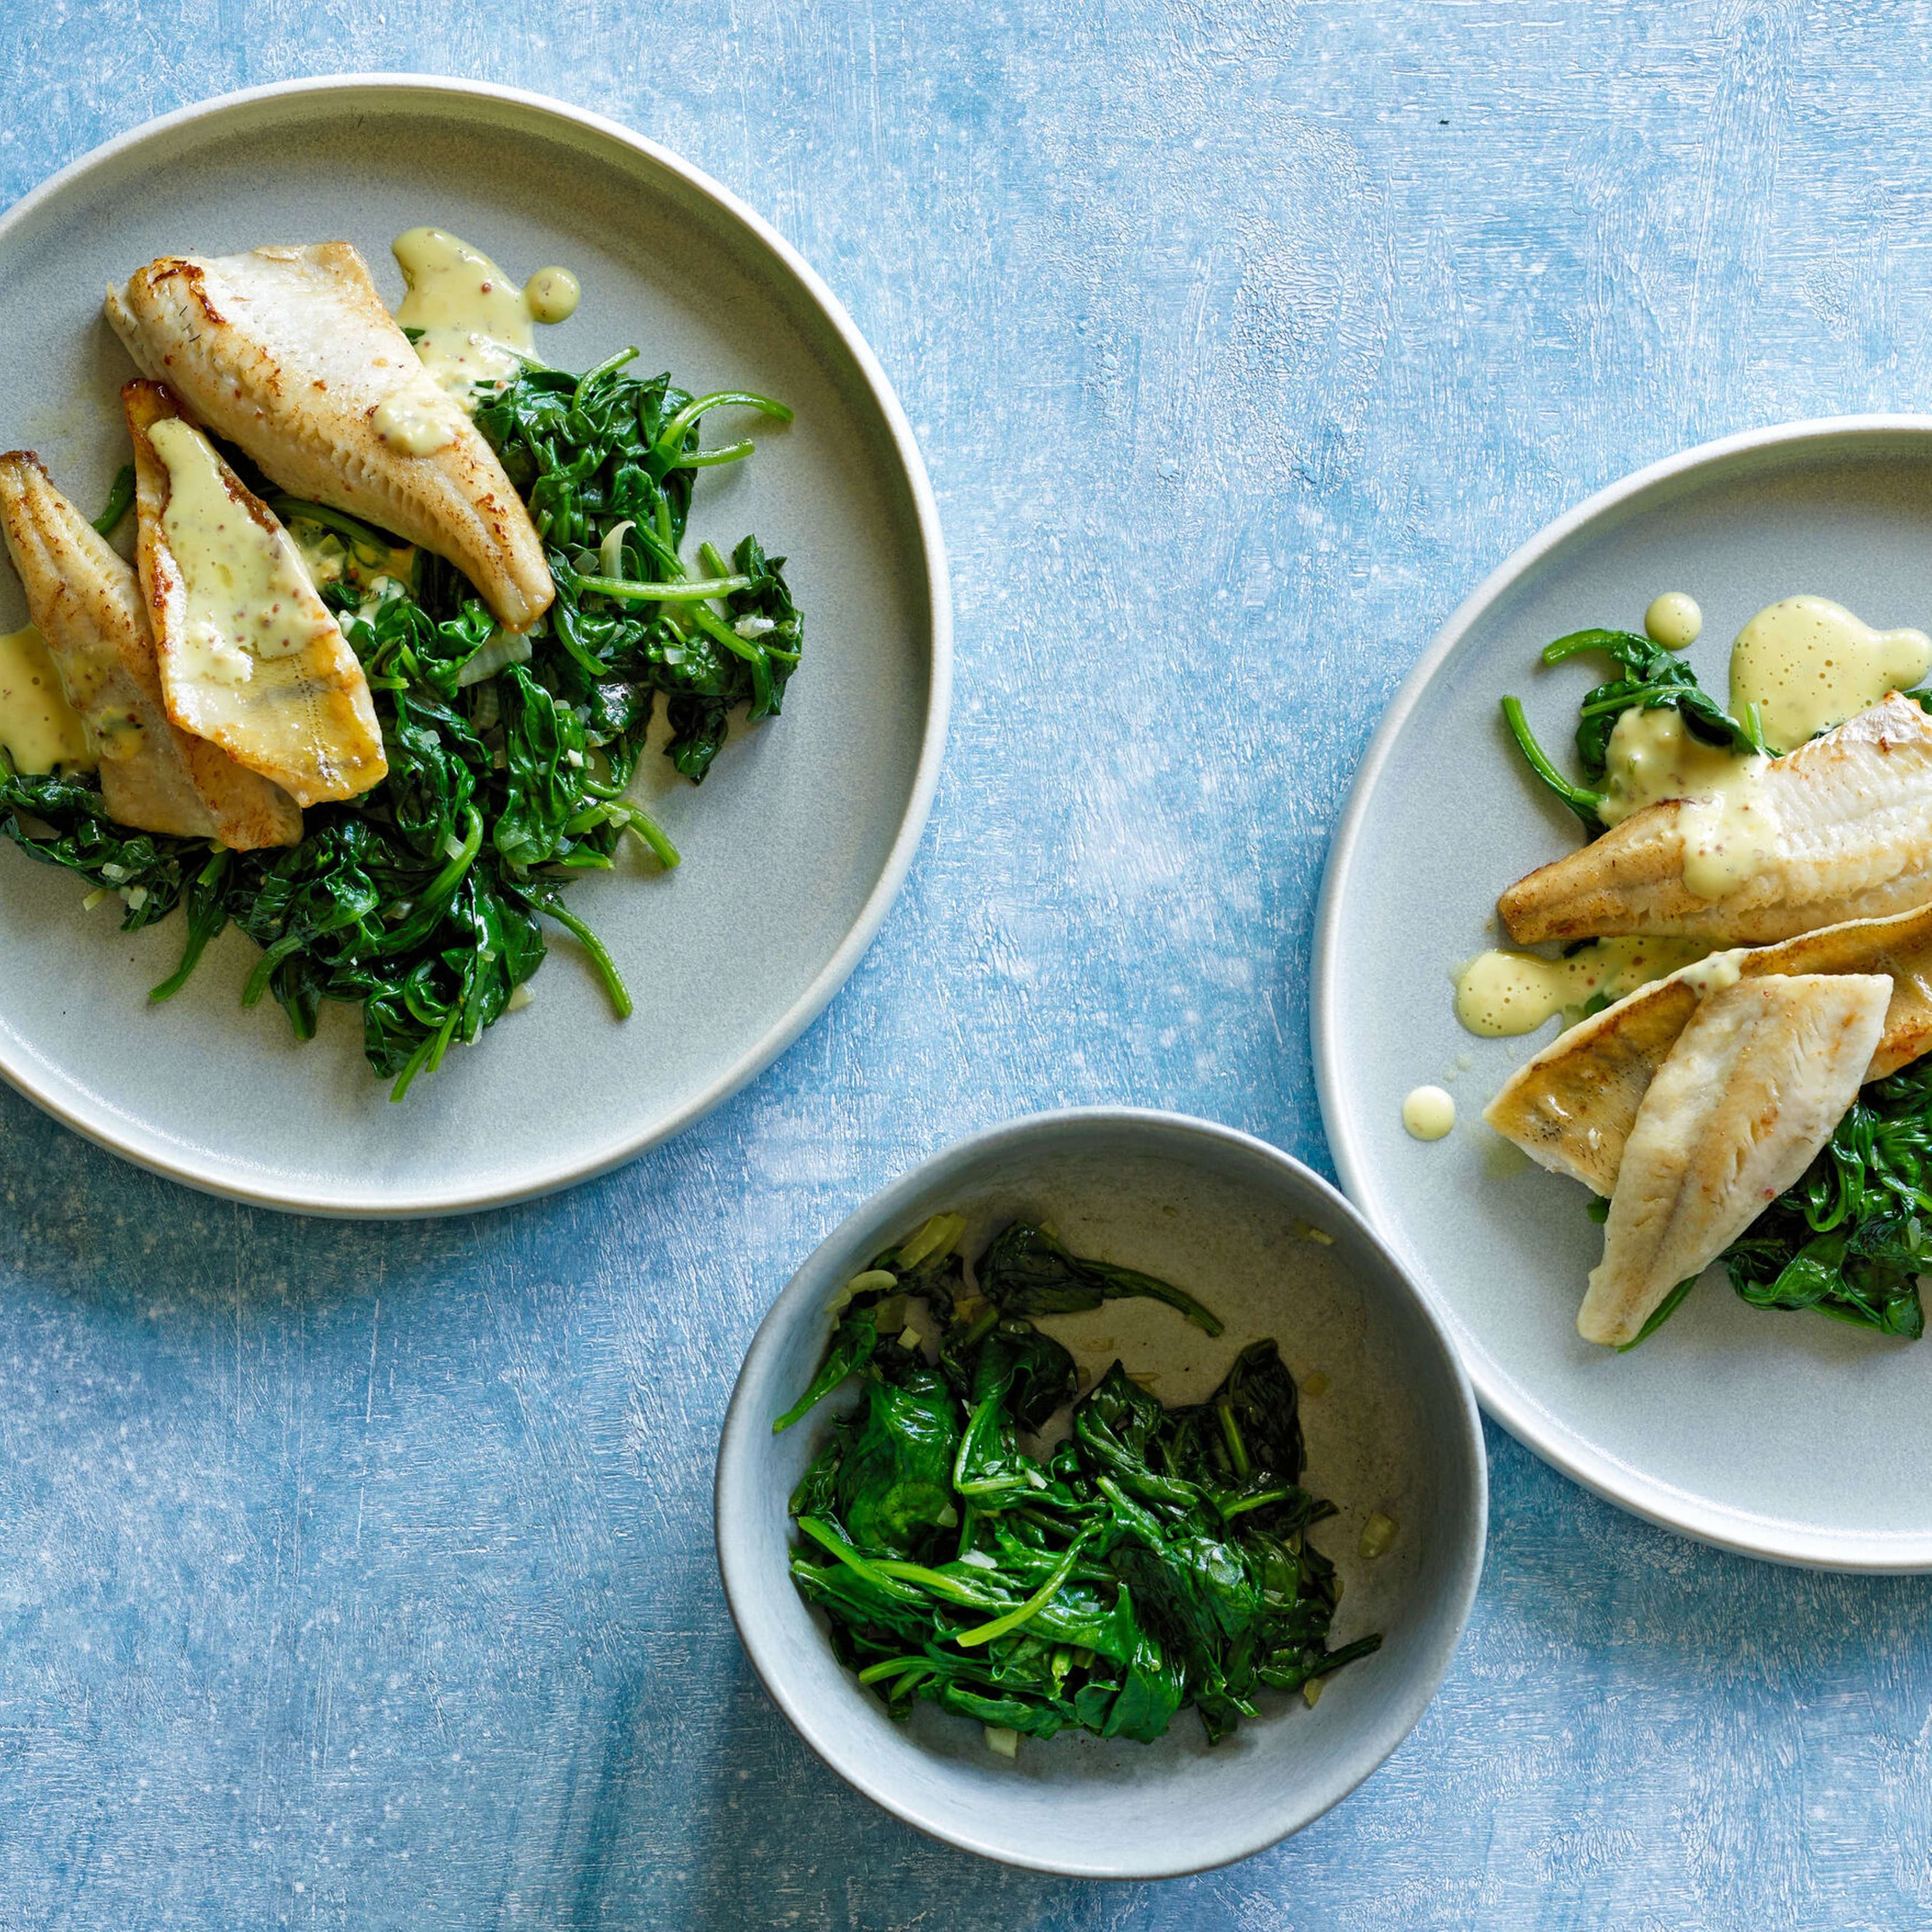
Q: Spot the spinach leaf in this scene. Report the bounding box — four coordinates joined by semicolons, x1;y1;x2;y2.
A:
1542;628;1765;776
1718;1057;1932;1340
835;1375;962;1556
979;1222;1226;1335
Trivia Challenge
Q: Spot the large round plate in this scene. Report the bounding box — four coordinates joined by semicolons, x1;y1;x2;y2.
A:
0;78;949;1216
1316;418;1932;1570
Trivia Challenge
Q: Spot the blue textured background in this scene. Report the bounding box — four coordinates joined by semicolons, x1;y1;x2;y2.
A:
2;3;1927;1926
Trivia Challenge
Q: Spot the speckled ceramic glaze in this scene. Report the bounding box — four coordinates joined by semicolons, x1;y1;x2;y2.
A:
0;78;949;1216
1316;419;1932;1571
715;1109;1486;1877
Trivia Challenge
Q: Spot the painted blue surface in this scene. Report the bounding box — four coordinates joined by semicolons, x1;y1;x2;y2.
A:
0;4;1926;1926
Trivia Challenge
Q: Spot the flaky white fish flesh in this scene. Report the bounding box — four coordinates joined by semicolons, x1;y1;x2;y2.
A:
1577;973;1890;1348
1501;695;1932;946
0;449;300;848
126;381;386;809
106;243;553;630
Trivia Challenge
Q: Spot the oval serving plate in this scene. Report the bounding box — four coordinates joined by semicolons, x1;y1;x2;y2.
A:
0;77;949;1216
1315;418;1932;1571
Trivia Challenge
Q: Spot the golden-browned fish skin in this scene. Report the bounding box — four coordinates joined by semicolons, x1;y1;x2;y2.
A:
0;450;301;849
1484;899;1932;1195
125;381;387;809
1501;695;1932;946
106;244;553;630
1578;973;1891;1348
1483;976;1702;1194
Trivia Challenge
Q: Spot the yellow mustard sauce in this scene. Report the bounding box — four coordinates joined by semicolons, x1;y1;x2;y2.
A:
0;623;93;773
391;228;581;411
1598;706;1780;900
1454;936;1710;1037
1730;594;1932;753
150;418;342;688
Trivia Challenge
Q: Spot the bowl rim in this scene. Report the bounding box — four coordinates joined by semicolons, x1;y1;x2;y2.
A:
713;1105;1489;1877
1311;414;1932;1570
0;72;952;1219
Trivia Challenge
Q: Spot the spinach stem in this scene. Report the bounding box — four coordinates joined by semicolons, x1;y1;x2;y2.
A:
795;1517;925;1600
571;346;639;410
91;465;135;537
576;574;752;603
1501;696;1606;823
535;895;633;1019
621;807;681;870
952;1538;1086;1648
649;389;793;469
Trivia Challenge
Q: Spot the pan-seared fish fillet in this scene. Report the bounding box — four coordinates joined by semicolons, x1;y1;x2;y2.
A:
125;381;386;809
105;243;553;630
0;450;300;848
1578;974;1890;1347
1501;695;1932;946
1485;900;1932;1194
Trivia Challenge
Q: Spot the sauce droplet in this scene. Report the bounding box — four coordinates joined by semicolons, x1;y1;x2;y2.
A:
525;266;581;325
1402;1085;1456;1140
1645;592;1702;651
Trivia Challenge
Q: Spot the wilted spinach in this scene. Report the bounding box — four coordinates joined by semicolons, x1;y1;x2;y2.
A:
0;352;800;1097
779;1215;1382;1750
1720;1055;1932;1339
1501;627;1765;834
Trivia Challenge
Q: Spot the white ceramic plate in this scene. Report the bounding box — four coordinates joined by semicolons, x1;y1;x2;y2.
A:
1316;418;1932;1571
0;77;949;1216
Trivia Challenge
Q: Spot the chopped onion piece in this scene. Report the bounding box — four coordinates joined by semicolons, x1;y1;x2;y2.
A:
598;519;636;581
456;627;534;687
1359;1511;1398;1560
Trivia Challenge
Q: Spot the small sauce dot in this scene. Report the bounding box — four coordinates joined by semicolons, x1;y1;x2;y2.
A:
526;267;582;326
1645;591;1702;651
1402;1085;1456;1141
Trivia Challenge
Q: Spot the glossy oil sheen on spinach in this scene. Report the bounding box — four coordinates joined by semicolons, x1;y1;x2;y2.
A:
777;1215;1381;1748
0;354;800;1098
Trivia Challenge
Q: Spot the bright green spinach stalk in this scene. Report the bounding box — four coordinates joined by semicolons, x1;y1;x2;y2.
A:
0;355;799;1098
779;1216;1381;1748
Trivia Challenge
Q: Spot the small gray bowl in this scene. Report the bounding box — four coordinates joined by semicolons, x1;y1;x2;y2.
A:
714;1108;1487;1877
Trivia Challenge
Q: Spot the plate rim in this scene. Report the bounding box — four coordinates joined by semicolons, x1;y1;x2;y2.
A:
1313;413;1932;1572
0;73;953;1219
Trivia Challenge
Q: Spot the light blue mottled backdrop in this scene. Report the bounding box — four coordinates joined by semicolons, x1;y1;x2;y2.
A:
2;3;1926;1927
